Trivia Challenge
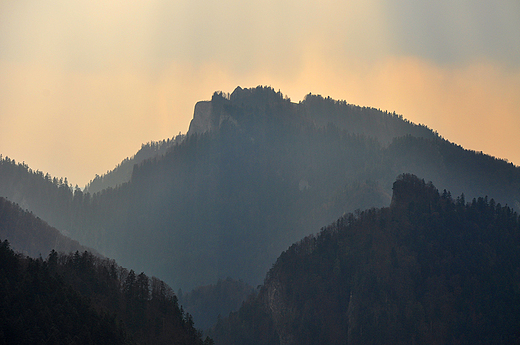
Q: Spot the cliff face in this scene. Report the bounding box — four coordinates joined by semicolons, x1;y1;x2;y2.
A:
263;277;293;345
187;98;241;136
187;86;292;137
187;101;213;135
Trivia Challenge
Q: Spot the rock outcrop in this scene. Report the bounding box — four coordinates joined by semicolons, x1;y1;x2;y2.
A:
187;100;213;135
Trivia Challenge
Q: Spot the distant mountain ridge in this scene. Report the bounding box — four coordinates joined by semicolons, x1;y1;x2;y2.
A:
179;277;255;330
85;134;185;193
0;196;94;257
188;86;437;144
0;86;519;293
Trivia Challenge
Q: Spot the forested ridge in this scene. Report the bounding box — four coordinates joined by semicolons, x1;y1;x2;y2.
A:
85;134;185;194
179;277;255;330
1;86;519;293
0;196;92;257
210;174;520;344
0;239;212;345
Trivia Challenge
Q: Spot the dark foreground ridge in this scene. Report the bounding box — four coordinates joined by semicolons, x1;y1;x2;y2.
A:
210;174;520;345
0;241;212;345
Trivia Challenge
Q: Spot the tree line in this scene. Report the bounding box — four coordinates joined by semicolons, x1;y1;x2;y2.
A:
0;239;212;345
209;174;520;344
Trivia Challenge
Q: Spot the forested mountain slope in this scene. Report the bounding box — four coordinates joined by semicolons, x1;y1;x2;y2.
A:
0;240;211;345
85;134;185;193
210;174;520;345
1;86;519;291
0;196;93;257
179;277;255;330
0;156;89;237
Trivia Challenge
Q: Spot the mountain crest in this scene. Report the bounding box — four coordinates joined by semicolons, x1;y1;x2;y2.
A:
390;173;439;210
187;86;290;136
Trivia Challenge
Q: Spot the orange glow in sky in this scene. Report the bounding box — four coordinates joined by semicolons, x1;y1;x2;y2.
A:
0;0;519;186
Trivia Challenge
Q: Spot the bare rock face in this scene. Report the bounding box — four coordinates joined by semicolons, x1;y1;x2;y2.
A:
187;86;295;138
263;277;294;345
187;97;240;137
187;101;213;136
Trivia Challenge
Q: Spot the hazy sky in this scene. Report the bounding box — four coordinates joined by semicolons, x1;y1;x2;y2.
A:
1;0;519;187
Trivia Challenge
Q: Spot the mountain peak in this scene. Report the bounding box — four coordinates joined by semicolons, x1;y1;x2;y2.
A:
229;85;287;104
390;173;440;210
187;86;291;136
187;86;439;145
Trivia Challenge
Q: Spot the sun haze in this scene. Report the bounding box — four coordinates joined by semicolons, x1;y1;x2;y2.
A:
1;0;519;186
